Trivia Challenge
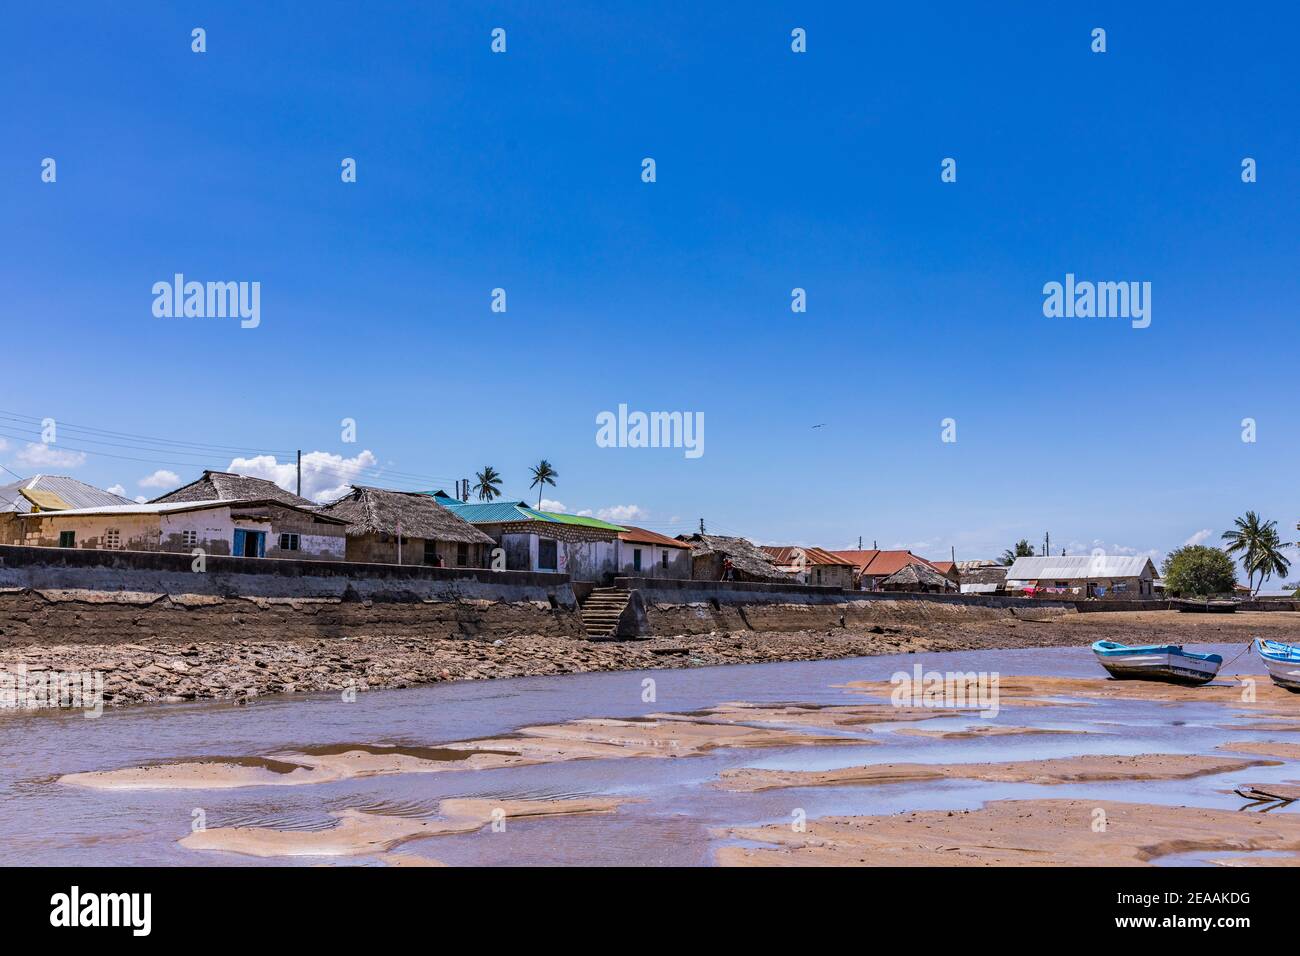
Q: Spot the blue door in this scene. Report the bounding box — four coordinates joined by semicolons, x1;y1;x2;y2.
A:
232;530;266;557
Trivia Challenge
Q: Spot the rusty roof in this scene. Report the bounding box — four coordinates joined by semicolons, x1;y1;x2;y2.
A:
761;546;856;567
619;526;692;549
829;549;940;576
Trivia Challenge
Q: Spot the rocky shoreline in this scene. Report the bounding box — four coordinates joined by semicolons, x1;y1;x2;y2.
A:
2;606;1294;711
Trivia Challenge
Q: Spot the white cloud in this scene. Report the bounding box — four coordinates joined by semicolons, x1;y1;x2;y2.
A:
592;504;649;523
106;484;127;496
138;469;180;489
0;438;8;452
226;449;380;503
1184;529;1214;546
133;496;148;503
539;498;566;512
14;442;86;469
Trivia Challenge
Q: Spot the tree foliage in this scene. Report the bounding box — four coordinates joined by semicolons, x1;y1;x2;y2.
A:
1161;545;1238;597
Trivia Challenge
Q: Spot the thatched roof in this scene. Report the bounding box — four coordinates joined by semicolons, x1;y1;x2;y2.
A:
151;470;314;508
320;486;495;544
878;562;956;590
961;565;1008;587
676;533;789;582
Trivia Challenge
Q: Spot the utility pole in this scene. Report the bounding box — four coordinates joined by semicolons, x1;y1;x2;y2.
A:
858;536;863;550
699;518;706;535
296;450;302;497
1044;531;1050;557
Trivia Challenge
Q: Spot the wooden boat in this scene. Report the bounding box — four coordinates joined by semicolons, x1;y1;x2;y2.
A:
1254;638;1300;693
1091;640;1223;685
1170;597;1238;614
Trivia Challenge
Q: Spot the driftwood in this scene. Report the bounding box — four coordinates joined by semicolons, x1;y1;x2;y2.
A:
1235;783;1300;811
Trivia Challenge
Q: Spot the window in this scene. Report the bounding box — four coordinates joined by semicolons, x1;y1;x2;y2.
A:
181;530;198;547
424;540;440;566
279;533;300;552
457;542;468;566
538;538;558;570
104;529;121;549
58;530;75;548
661;551;669;569
633;548;643;572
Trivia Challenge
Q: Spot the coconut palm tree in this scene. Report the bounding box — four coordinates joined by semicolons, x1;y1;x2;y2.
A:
529;460;558;509
1222;512;1292;595
1000;539;1034;566
473;466;502;502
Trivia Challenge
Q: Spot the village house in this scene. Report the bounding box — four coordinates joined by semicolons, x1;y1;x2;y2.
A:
830;549;945;591
151;469;316;507
877;562;958;593
431;494;626;581
675;533;788;583
957;561;1009;594
13;498;348;559
1004;555;1159;598
0;474;131;546
617;526;693;579
760;546;857;588
320;486;494;567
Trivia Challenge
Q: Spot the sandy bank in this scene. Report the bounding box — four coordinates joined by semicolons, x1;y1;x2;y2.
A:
717;753;1274;792
717;798;1300;866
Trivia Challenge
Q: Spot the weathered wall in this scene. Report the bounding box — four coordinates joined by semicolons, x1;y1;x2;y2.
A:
616;543;692;579
343;533;488;569
0;544;576;604
0;588;584;647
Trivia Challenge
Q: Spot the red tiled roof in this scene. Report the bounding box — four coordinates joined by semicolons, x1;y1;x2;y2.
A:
761;546;856;567
618;526;693;549
930;561;956;575
829;550;940;576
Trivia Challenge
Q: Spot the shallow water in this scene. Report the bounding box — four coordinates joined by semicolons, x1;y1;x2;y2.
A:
1;642;1292;866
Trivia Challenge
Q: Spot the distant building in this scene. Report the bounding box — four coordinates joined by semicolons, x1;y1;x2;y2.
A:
432;494;627;581
877;562;958;593
676;534;788;583
1004;555;1158;598
618;526;693;579
830;550;943;591
14;498;348;559
321;486;495;567
0;474;131;545
958;563;1008;594
151;469;315;508
760;546;857;588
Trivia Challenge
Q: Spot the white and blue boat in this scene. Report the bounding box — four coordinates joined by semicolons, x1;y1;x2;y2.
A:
1091;640;1223;686
1254;639;1300;693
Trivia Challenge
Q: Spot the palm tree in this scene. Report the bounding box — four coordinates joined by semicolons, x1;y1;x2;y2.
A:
473;466;502;502
529;460;558;509
1001;539;1034;566
1222;512;1292;595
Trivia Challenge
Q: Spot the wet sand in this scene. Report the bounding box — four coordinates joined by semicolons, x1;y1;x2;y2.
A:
718;798;1300;866
180;798;625;859
717;753;1276;792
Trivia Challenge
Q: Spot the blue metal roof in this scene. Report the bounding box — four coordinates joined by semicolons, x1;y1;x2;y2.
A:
431;495;557;524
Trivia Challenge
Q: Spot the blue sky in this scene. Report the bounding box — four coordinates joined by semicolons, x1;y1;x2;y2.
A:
1;3;1296;581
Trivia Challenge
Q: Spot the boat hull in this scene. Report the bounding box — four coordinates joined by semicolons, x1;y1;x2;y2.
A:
1256;641;1300;694
1092;643;1222;686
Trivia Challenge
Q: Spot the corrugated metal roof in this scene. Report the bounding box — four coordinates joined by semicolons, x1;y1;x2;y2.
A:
19;489;71;511
761;546;856;567
1005;555;1156;580
436;498;548;523
533;510;627;531
15;497;346;522
619;526;693;549
0;475;132;513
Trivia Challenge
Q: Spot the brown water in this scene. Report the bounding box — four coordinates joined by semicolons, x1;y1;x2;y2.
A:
1;643;1290;866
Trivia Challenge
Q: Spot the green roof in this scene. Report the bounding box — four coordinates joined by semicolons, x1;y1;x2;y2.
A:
429;493;626;531
533;511;627;531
